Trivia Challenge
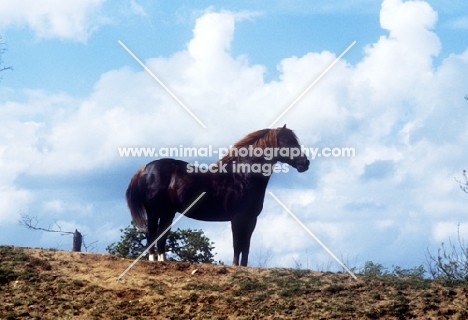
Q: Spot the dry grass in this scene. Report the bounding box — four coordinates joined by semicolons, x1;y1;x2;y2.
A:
1;246;468;319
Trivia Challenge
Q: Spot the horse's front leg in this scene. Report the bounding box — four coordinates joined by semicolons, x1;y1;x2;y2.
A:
231;215;257;266
233;248;241;266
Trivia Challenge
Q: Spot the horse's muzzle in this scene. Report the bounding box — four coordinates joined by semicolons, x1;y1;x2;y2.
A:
296;158;310;172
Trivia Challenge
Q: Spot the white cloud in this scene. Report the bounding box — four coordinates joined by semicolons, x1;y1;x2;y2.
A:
19;10;271;174
0;187;31;223
0;0;107;42
0;90;77;223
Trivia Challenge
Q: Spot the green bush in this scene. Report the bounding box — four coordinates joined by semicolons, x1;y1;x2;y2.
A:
106;222;217;263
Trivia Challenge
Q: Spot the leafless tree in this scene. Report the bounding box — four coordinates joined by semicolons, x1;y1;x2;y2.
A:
254;246;275;268
0;35;13;74
426;225;468;283
19;214;97;252
455;170;468;195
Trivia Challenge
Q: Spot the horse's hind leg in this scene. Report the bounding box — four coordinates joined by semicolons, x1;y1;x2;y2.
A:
146;205;176;262
146;212;158;261
155;212;176;261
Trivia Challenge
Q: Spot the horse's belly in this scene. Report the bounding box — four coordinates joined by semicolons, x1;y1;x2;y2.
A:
184;209;231;222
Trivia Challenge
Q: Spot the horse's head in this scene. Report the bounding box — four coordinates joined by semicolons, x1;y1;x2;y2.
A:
276;125;310;172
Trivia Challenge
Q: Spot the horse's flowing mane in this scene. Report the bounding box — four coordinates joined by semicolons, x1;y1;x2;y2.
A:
216;127;297;165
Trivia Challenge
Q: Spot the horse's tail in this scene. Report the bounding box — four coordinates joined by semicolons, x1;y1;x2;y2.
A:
126;165;147;229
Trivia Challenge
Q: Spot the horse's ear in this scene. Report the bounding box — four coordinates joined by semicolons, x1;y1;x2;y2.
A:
278;124;287;134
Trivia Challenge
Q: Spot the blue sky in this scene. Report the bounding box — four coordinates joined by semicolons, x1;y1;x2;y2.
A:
1;0;468;271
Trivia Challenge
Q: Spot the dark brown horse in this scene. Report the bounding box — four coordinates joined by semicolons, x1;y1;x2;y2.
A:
126;125;309;266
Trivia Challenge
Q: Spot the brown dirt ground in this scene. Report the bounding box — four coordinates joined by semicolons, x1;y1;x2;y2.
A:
1;246;468;319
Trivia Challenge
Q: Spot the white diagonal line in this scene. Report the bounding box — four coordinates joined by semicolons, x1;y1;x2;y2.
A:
118;40;207;129
117;192;206;280
268;41;356;128
268;191;357;280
